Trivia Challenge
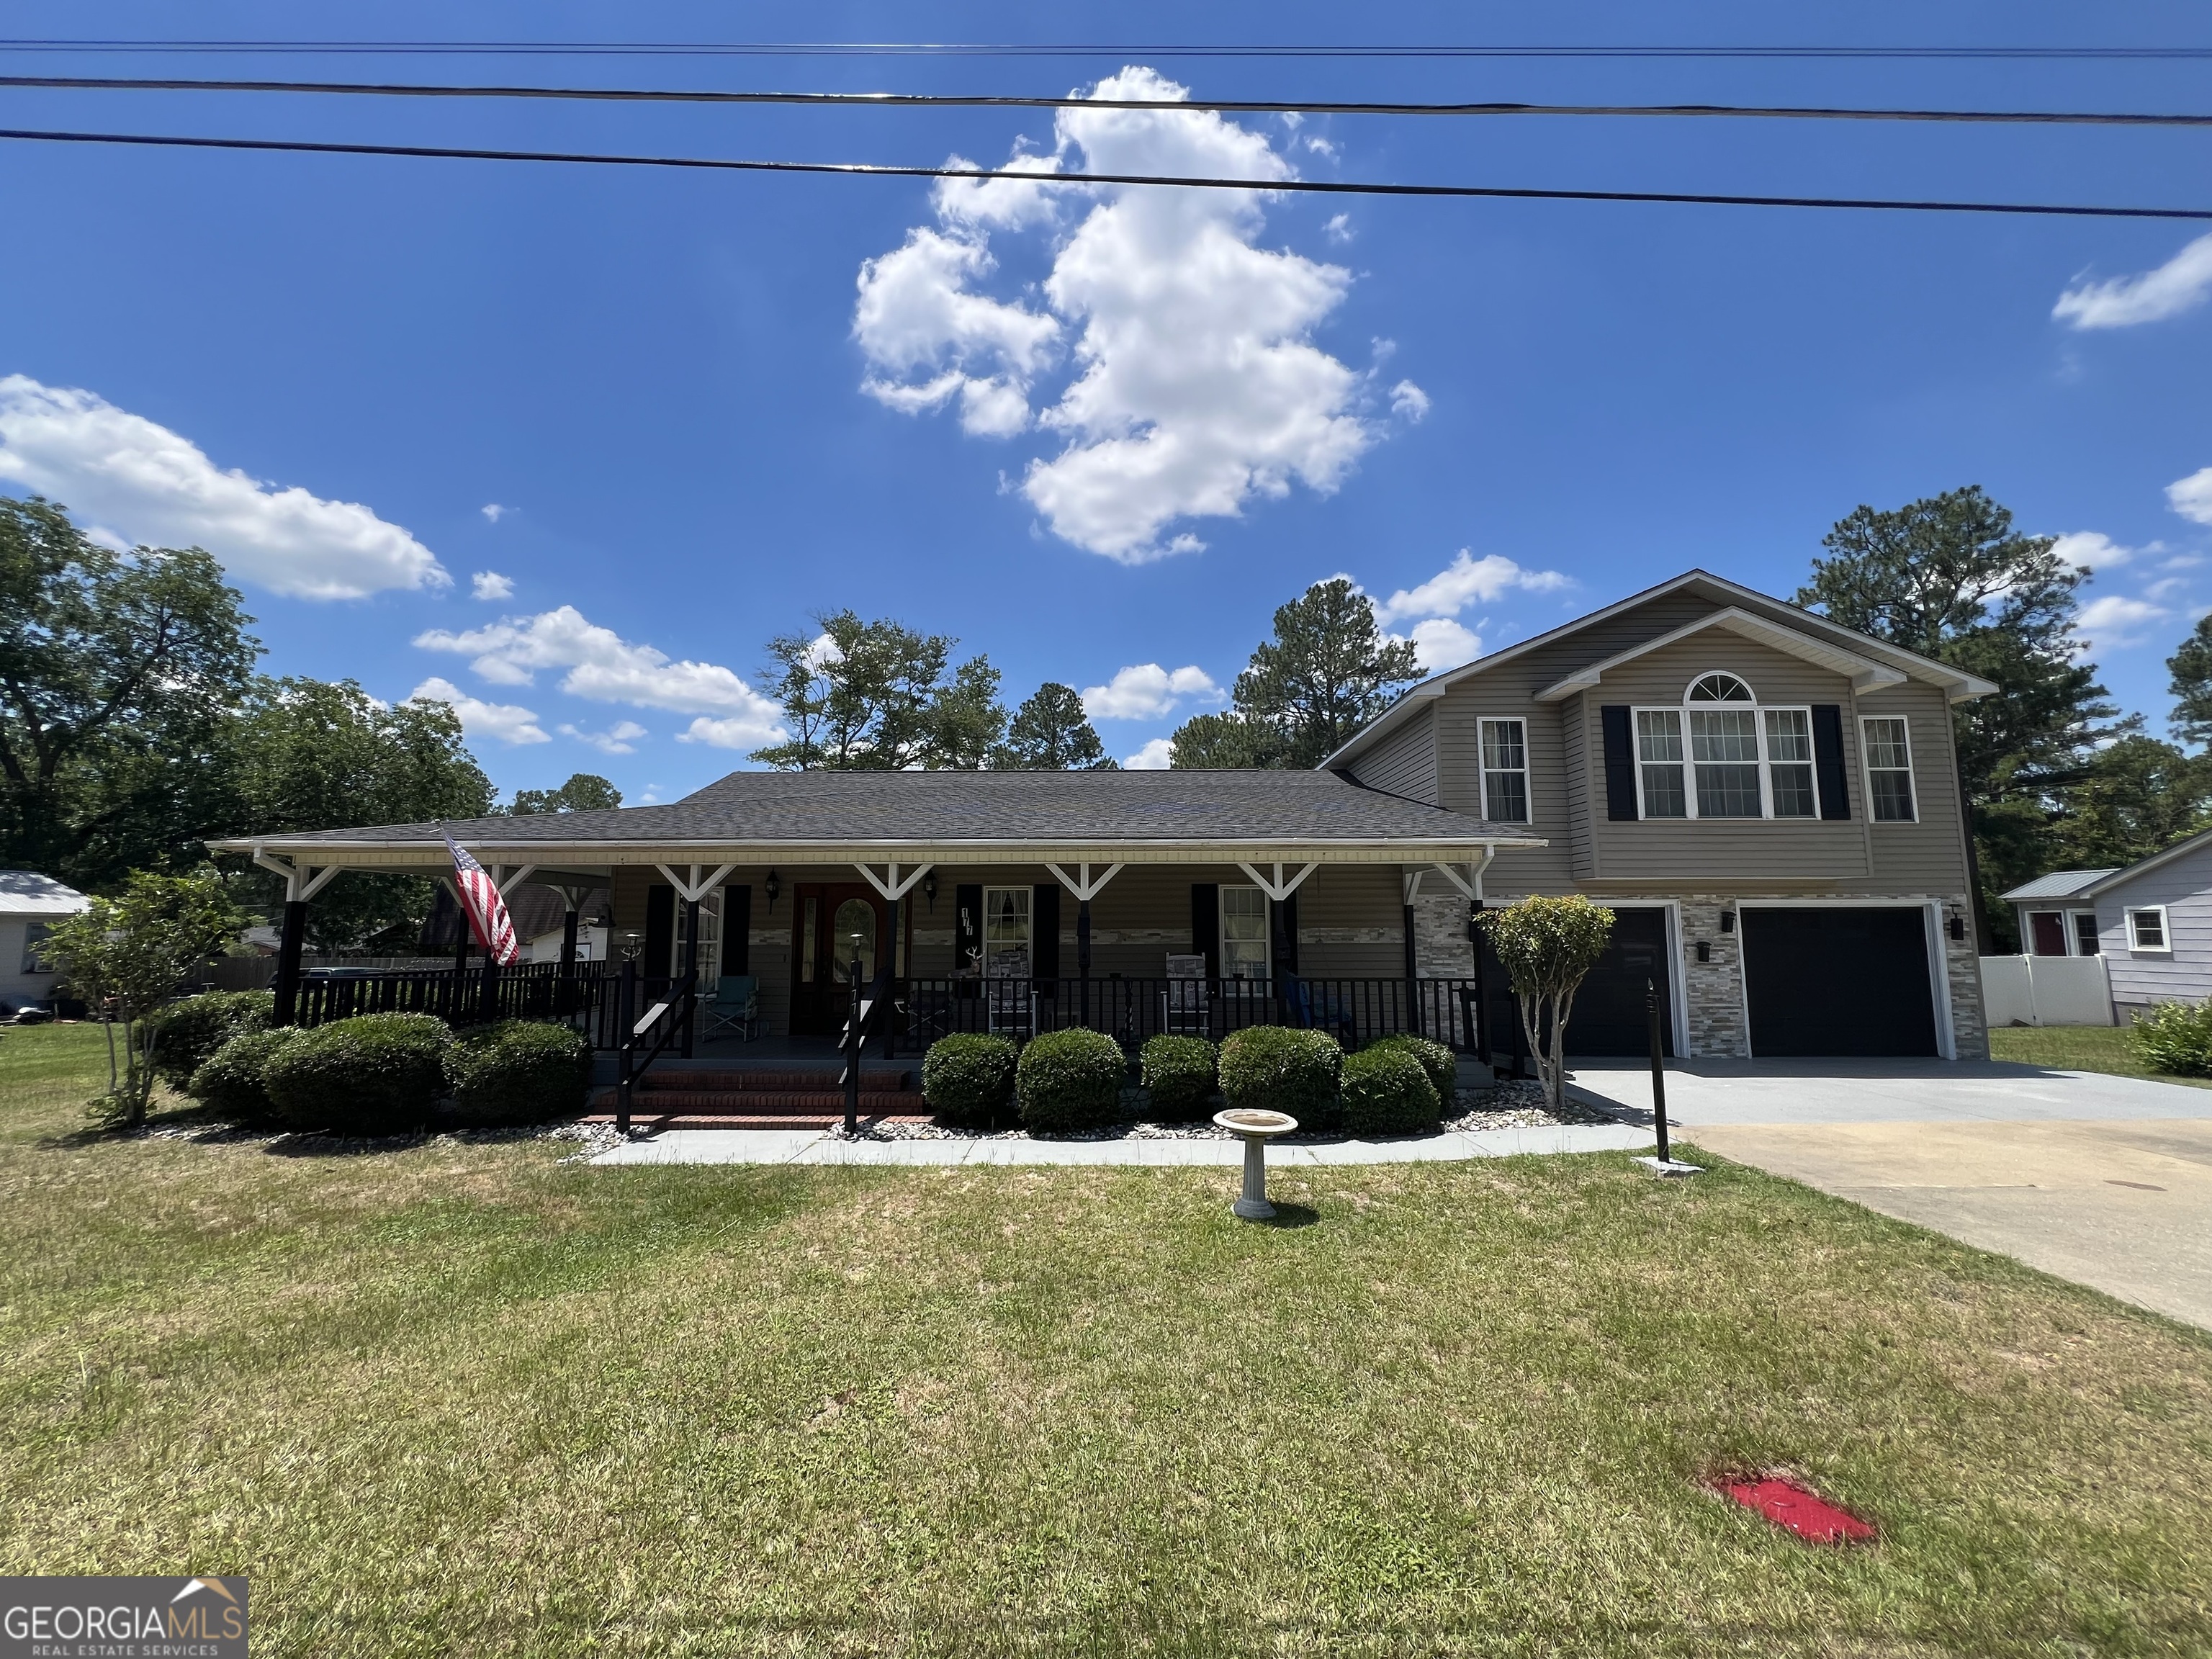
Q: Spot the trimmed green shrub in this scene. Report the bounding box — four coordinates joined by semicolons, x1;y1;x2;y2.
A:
1341;1044;1442;1138
922;1033;1019;1128
150;990;274;1090
1218;1025;1342;1132
2132;1000;2212;1076
1017;1027;1128;1133
264;1012;452;1135
1364;1033;1456;1109
187;1026;302;1125
1140;1034;1217;1121
446;1020;594;1125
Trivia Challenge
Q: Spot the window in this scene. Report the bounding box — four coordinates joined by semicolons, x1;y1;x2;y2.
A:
1632;674;1818;820
2072;912;2100;957
2127;906;2171;953
1220;886;1271;980
983;886;1032;977
19;922;51;975
1480;718;1529;822
1861;716;1917;822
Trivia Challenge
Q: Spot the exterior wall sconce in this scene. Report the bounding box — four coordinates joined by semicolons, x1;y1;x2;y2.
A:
1719;911;1736;932
1948;913;1967;941
1696;940;1712;963
763;869;781;913
923;870;938;912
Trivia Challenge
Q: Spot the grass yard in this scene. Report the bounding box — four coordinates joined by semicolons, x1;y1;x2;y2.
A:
4;1024;2212;1656
1989;1020;2212;1090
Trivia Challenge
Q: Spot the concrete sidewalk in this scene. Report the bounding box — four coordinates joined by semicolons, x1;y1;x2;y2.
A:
1567;1056;2212;1126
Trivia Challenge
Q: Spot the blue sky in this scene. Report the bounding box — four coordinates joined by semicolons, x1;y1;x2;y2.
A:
1;2;2208;803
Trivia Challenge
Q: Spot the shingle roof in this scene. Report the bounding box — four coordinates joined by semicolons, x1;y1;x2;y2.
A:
2000;869;2118;902
216;768;1534;851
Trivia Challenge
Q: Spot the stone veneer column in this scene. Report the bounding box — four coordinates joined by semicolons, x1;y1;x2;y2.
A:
1409;891;1477;977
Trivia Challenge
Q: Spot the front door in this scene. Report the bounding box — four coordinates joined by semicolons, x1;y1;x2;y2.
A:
790;884;891;1035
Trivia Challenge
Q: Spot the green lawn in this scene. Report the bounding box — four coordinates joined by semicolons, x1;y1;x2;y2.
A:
4;1023;2212;1656
1989;1020;2212;1089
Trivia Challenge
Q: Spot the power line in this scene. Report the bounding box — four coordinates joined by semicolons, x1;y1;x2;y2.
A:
4;125;2206;220
4;40;2212;61
5;73;2210;127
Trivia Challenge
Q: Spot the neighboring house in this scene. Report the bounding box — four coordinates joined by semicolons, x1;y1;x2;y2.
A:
0;871;91;1012
2003;830;2212;1011
213;569;1996;1060
422;881;612;964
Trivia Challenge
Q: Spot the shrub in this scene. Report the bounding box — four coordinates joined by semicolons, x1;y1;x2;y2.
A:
1364;1034;1457;1109
1218;1025;1342;1132
264;1012;452;1135
922;1033;1019;1128
2132;1000;2212;1076
150;990;274;1090
1018;1027;1128;1133
1341;1044;1442;1138
445;1020;594;1125
1140;1034;1217;1121
188;1027;302;1125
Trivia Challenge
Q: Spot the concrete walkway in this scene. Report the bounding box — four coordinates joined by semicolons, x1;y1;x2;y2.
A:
1565;1058;2212;1331
590;1120;1650;1167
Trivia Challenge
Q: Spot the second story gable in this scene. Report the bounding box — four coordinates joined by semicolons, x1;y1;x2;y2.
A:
1330;571;1992;894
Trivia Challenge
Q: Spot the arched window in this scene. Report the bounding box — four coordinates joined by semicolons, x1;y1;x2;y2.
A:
1632;673;1818;820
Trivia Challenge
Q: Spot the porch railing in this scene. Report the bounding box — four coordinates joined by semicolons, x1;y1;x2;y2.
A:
293;960;615;1028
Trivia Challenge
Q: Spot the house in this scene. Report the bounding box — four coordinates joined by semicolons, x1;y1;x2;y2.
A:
212;569;1995;1060
2002;828;2212;1012
422;881;613;965
0;871;91;1014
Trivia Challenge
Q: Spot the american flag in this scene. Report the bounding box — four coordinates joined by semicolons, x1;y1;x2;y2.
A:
444;832;518;965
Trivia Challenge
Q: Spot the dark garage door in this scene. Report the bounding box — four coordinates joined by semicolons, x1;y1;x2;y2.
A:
1478;906;1673;1058
1741;907;1938;1057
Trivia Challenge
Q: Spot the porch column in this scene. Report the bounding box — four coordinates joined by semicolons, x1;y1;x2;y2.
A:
452;889;472;1025
273;899;307;1028
680;894;701;1057
557;895;580;1017
1077;898;1092;1028
882;891;902;1058
1401;868;1424;1037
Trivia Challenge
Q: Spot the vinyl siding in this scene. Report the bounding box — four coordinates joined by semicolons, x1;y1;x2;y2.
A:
1347;704;1438;804
2096;841;2212;1004
1856;683;1973;894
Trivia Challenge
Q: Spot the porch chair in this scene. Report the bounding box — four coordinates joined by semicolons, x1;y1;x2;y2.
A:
986;976;1036;1040
700;974;760;1043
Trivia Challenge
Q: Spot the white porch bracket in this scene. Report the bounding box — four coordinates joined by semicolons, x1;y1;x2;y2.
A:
655;863;737;904
1046;862;1124;902
493;864;538;898
252;847;342;904
853;860;934;903
1426;847;1497;904
1236;861;1320;903
1402;868;1426;906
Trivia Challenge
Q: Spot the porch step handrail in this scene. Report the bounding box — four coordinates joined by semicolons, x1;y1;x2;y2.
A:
615;963;699;1133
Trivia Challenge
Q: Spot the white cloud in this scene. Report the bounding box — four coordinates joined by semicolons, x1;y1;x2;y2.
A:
559;719;647;755
0;375;448;600
406;677;549;745
1373;549;1573;625
2050;531;2132;571
2168;467;2212;526
2075;594;2171;649
1398;616;1482;674
2146;576;2192;602
1079;662;1222;719
1323;213;1352;244
855;68;1393;562
1390;380;1431;423
471;569;515;601
1304;135;1340;159
413;606;787;739
2054;233;2212;329
1123;737;1176;769
481;503;510;523
680;714;785;750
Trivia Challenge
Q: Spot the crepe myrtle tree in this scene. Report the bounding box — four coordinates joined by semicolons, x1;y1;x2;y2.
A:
40;868;243;1130
1478;896;1616;1115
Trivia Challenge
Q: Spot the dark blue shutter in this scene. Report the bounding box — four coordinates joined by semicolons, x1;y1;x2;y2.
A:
1191;884;1220;978
722;884;751;975
1032;884;1061;981
1272;892;1300;975
1601;705;1638;821
643;884;675;981
955;884;983;976
1811;705;1851;820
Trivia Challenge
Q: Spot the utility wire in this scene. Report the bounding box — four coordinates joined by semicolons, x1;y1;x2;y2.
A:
4;40;2212;61
5;73;2210;127
4;125;2206;220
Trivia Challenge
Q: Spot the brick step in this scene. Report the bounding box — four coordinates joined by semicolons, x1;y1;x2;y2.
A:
584;1112;933;1131
636;1069;914;1094
626;1091;923;1114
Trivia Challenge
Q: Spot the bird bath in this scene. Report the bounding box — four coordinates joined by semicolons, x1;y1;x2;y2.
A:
1214;1108;1298;1219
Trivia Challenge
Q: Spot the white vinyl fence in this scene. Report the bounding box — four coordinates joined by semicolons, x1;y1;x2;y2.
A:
1979;954;2115;1028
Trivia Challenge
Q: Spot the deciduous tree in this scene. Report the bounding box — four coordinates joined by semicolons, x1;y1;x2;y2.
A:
752;611;1007;770
996;683;1112;770
510;773;622;814
1478;896;1616;1115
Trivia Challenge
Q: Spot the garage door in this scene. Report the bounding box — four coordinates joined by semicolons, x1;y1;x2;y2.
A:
1478;907;1673;1058
1741;907;1939;1057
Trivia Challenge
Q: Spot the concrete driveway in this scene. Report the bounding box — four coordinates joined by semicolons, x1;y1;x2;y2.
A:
1568;1058;2212;1331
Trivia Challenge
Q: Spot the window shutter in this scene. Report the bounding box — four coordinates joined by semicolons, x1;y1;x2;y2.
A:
1811;704;1851;820
1191;884;1220;978
1032;884;1061;981
722;885;751;976
643;884;675;979
1272;892;1300;975
1601;705;1638;820
955;884;983;976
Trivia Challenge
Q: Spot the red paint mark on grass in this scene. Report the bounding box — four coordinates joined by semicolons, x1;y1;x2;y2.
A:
1716;1477;1876;1544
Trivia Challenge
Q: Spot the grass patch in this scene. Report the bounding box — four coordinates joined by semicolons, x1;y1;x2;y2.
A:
1988;1020;2212;1090
4;1022;2212;1655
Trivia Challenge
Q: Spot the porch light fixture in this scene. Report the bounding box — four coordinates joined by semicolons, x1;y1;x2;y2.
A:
620;931;642;962
923;870;938;912
1696;940;1711;963
1719;911;1736;932
763;868;781;913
